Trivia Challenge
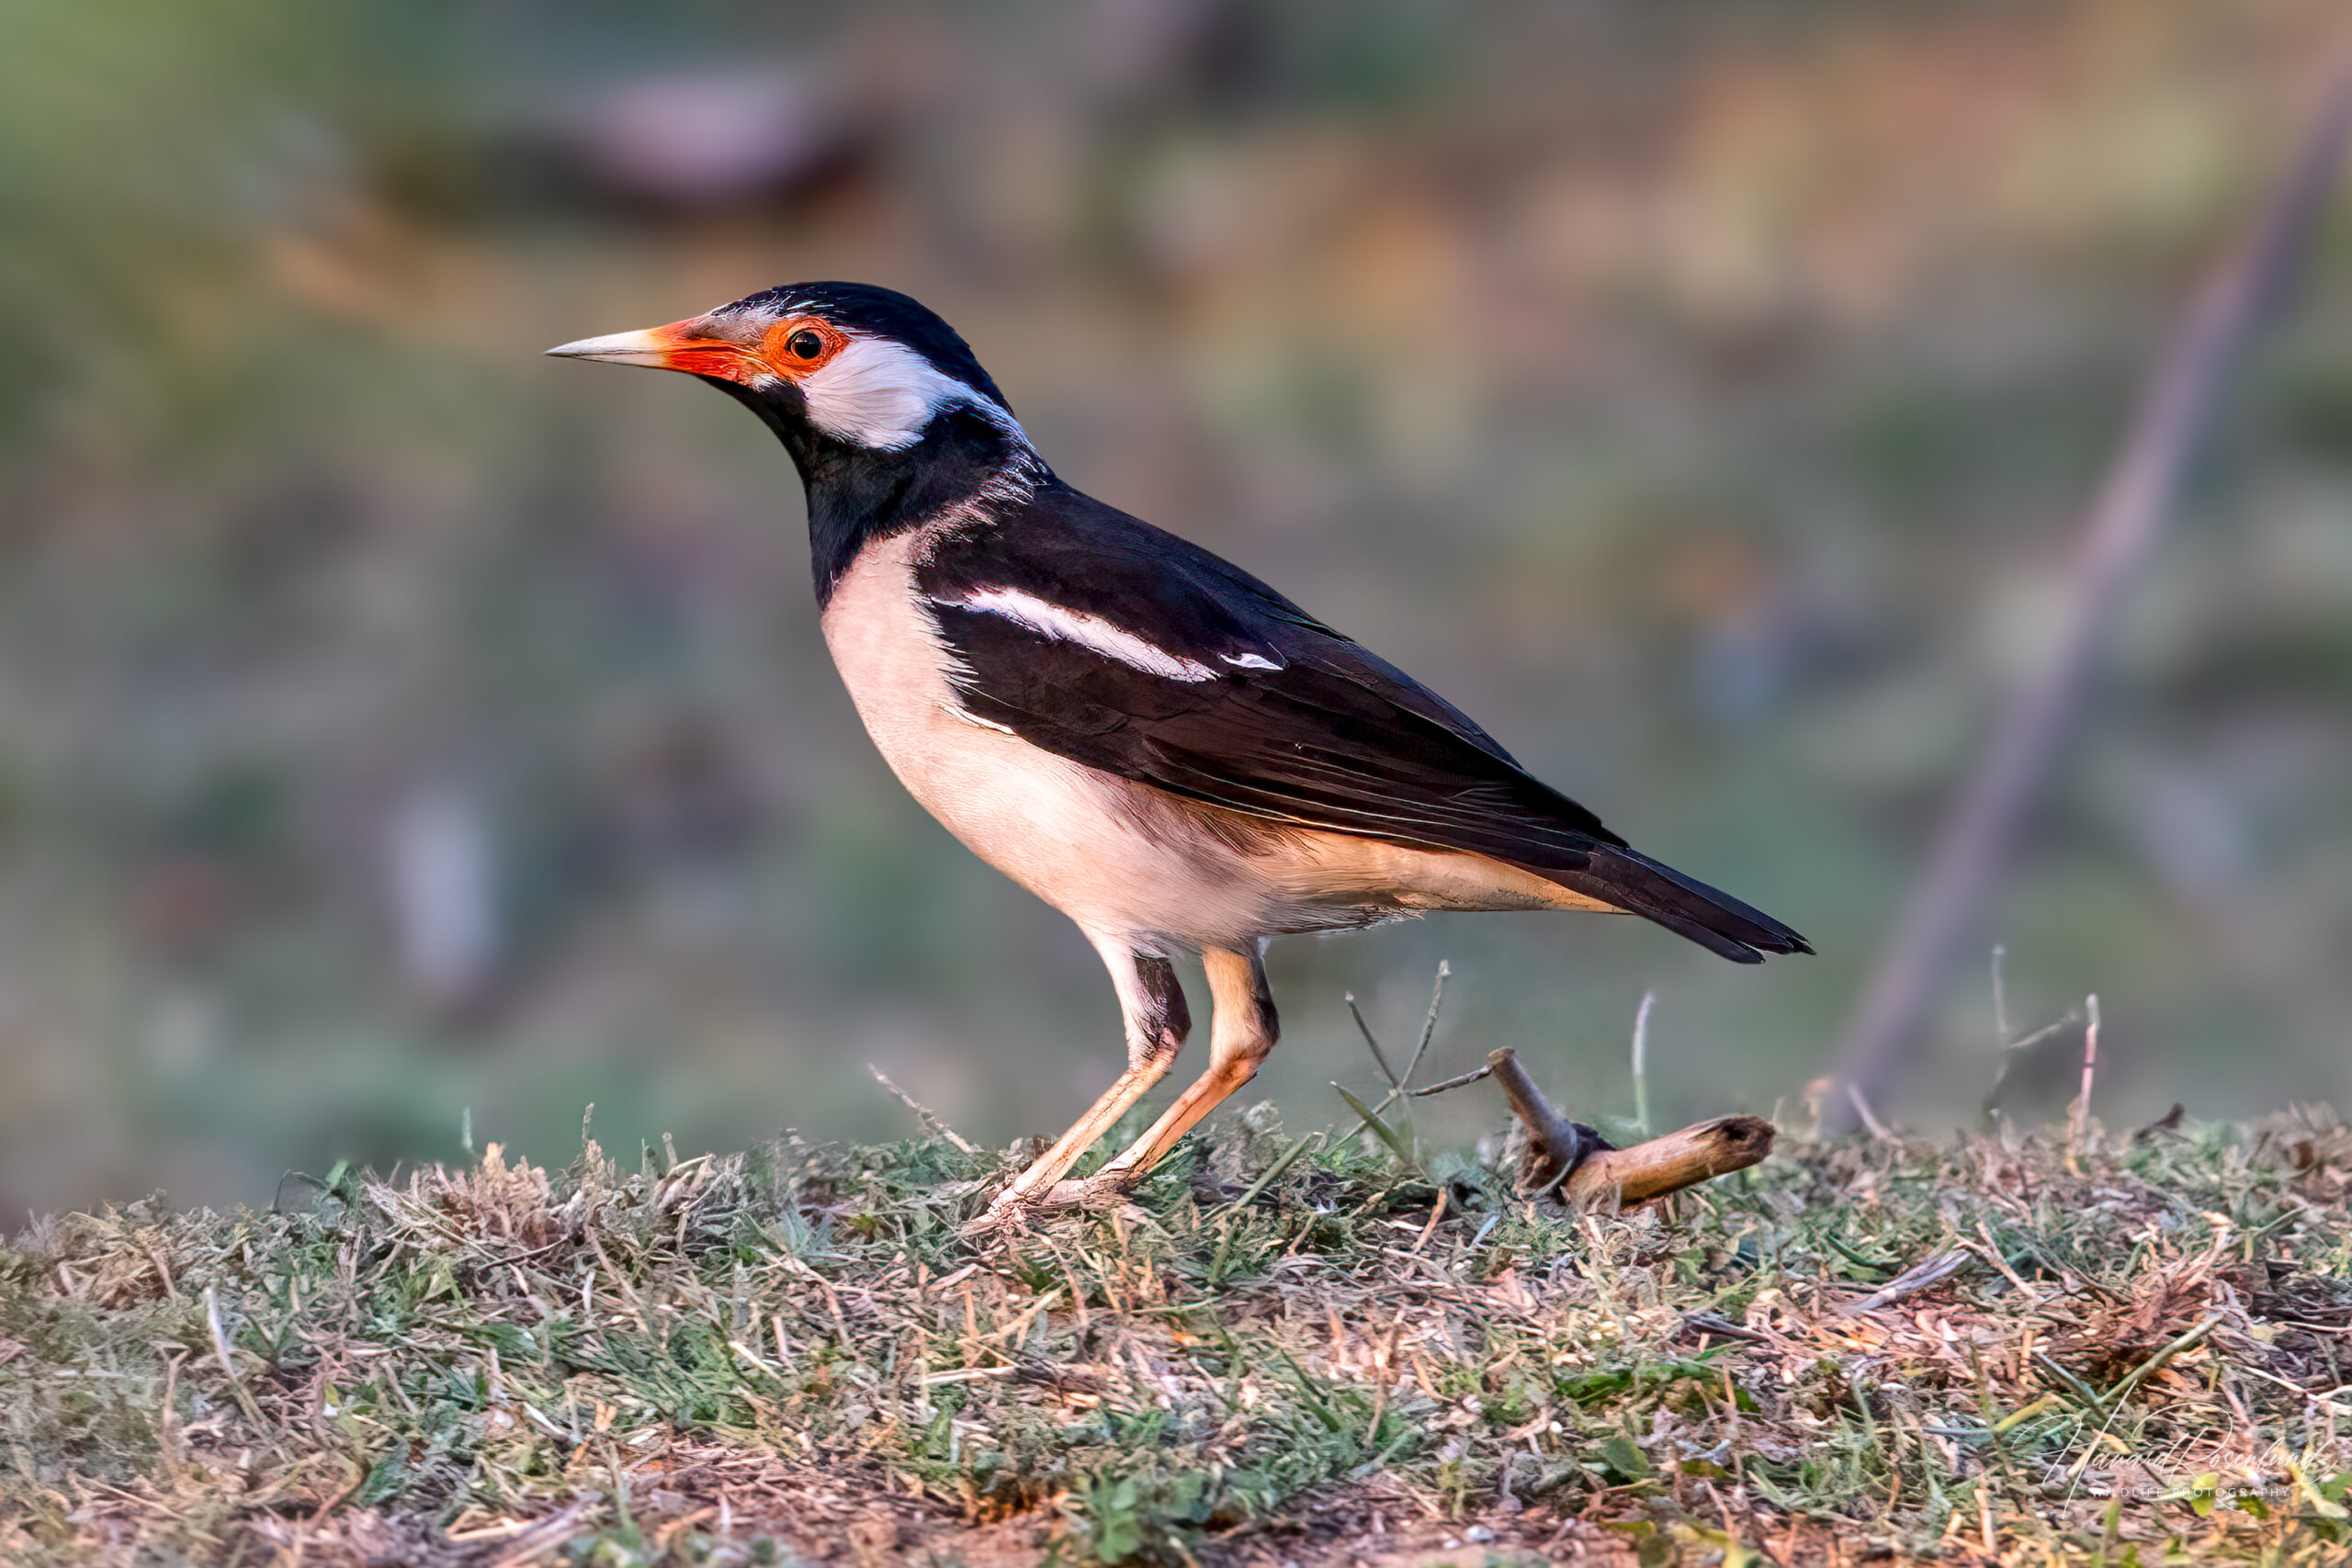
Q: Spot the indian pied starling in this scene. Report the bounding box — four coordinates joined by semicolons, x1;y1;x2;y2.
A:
549;283;1808;1232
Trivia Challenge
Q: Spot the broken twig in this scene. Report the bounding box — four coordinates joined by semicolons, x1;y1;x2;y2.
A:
1840;1248;1973;1316
2068;994;2101;1154
1485;1048;1774;1209
867;1064;978;1155
1487;1048;1611;1195
1410;1062;1493;1098
1568;1116;1777;1210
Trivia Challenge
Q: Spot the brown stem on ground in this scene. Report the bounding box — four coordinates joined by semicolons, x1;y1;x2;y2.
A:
1486;1048;1611;1194
1569;1116;1777;1209
1486;1048;1774;1209
1838;1247;1973;1316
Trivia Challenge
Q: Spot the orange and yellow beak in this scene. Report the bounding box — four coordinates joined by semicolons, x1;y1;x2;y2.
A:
545;318;761;382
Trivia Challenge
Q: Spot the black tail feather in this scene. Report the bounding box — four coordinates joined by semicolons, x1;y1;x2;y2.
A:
1545;847;1812;964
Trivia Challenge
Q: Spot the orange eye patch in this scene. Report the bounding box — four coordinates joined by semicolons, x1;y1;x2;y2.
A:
760;317;845;377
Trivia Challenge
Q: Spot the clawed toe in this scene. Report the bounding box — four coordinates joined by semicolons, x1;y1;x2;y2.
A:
959;1168;1141;1239
958;1193;1033;1239
1046;1169;1141;1210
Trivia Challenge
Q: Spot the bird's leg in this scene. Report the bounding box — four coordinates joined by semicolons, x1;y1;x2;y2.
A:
1086;943;1276;1191
964;940;1188;1234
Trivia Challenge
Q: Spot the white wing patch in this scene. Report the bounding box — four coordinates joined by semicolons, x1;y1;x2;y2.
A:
950;586;1222;682
941;702;1016;735
799;334;1026;452
1221;651;1283;671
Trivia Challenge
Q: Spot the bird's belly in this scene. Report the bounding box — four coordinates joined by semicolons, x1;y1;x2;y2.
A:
1255;831;1623;919
819;533;1278;946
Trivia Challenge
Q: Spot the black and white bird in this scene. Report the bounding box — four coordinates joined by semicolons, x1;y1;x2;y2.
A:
550;283;1808;1230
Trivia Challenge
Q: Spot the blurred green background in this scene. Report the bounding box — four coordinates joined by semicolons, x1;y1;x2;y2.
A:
3;0;2348;1217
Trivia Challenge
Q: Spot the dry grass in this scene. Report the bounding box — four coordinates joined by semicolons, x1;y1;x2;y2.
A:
3;1093;2348;1566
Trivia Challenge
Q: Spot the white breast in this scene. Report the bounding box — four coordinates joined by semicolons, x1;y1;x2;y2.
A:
818;529;1272;949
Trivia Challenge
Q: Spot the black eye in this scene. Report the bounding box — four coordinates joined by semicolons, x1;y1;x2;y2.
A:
786;329;824;360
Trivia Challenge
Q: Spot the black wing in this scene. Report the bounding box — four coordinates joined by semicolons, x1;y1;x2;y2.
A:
919;484;1808;961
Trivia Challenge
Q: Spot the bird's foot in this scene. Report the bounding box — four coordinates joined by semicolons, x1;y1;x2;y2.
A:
958;1168;1142;1240
958;1189;1039;1239
1041;1166;1143;1211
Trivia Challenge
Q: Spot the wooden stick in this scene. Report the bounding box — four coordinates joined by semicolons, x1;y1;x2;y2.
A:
2067;994;2101;1155
1484;1048;1773;1209
1566;1115;1776;1210
867;1064;978;1156
1486;1049;1610;1195
1838;1247;1972;1316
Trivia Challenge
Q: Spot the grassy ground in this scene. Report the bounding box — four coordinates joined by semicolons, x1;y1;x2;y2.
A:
3;1090;2348;1566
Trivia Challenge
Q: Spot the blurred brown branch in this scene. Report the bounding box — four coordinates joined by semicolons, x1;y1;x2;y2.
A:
1826;63;2352;1133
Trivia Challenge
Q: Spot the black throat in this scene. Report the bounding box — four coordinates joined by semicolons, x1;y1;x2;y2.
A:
712;379;1040;604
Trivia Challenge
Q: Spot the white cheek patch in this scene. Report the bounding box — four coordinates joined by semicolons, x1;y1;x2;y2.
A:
798;334;1025;451
951;586;1221;682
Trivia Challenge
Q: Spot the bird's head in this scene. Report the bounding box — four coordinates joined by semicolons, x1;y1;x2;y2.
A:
551;283;1044;596
548;282;1027;463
